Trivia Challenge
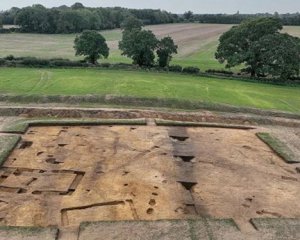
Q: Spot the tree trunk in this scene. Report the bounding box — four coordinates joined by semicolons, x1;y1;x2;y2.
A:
251;68;256;77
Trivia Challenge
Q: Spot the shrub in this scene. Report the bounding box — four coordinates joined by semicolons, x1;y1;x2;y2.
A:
182;66;200;74
0;58;5;66
168;65;183;72
5;55;15;61
206;69;233;75
49;59;86;67
20;57;50;66
100;63;111;68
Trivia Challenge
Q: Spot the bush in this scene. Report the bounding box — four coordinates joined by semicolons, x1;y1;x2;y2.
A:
20;57;50;66
206;69;234;75
168;65;183;72
49;59;87;67
182;66;200;74
5;55;15;61
0;58;5;66
100;63;111;68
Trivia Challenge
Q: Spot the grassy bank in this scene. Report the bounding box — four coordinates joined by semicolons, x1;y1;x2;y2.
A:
0;67;299;113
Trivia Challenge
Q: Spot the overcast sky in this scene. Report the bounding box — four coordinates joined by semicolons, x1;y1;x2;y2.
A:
1;0;300;14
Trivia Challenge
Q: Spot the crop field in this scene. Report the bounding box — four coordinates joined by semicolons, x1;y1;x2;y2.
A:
1;24;300;71
0;67;299;113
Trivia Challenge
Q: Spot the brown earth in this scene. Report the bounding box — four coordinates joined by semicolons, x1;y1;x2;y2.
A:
145;24;233;57
0;125;299;239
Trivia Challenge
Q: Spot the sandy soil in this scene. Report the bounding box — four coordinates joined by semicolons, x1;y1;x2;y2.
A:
0;125;299;237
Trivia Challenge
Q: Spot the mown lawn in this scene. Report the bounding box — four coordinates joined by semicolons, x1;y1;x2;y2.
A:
0;67;299;113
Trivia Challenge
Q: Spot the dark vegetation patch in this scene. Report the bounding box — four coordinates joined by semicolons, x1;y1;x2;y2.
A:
0;135;21;166
256;132;299;164
156;119;255;129
1;118;147;134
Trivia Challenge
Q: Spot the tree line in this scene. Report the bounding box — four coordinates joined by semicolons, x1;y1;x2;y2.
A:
1;3;300;33
74;16;300;80
190;13;300;26
0;3;177;33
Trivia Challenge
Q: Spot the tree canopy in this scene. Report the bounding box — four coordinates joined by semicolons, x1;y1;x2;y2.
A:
250;33;300;79
2;4;300;32
157;37;178;67
121;16;143;32
119;29;158;66
216;17;300;79
119;16;178;67
4;4;176;33
74;30;109;64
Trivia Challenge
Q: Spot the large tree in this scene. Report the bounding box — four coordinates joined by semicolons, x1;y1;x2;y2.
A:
119;29;158;66
215;17;283;77
156;37;178;67
74;30;109;64
251;33;300;79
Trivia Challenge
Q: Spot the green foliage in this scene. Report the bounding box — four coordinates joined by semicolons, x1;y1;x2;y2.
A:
157;37;178;67
74;30;109;64
168;65;183;72
11;5;176;33
250;33;300;79
216;17;283;77
206;69;234;75
71;2;85;10
182;66;200;74
0;16;3;28
184;11;194;21
119;20;177;67
216;17;300;79
121;16;143;32
119;29;158;66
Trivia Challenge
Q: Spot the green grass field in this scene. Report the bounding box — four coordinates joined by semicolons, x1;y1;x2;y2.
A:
0;67;299;113
1;24;299;71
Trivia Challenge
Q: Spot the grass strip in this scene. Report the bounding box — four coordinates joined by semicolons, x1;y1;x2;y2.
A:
156;119;255;130
0;135;21;166
1;118;147;133
256;132;299;164
0;226;58;238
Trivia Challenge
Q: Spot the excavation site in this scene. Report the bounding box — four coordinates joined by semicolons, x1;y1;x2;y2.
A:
0;114;299;240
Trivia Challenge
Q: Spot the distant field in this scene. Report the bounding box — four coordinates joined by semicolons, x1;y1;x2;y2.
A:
0;67;299;113
1;24;300;71
0;23;232;70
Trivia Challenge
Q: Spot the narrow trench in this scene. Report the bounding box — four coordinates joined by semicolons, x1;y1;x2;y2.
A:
168;128;200;216
26;177;37;186
68;172;85;192
178;181;197;191
175;155;195;163
170;136;189;142
126;199;139;220
60;201;126;226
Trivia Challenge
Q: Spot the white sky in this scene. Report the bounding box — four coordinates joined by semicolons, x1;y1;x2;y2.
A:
1;0;300;14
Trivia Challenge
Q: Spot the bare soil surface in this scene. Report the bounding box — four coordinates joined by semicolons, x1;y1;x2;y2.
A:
145;24;233;57
0;125;299;239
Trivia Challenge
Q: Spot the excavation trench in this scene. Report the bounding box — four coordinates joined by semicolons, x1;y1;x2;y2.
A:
0;125;299;232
